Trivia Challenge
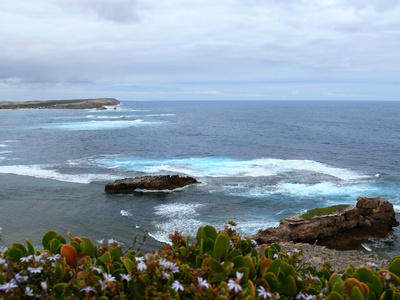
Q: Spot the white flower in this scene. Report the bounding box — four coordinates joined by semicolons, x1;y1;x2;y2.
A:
197;277;211;289
297;276;303;282
273;254;279;259
0;282;18;293
366;262;379;268
80;286;96;293
162;271;170;279
251;239;258;247
230;240;235;248
99;280;106;291
172;280;184;292
227;279;242;293
258;286;273;299
135;256;145;262
90;266;103;274
97;239;104;244
20;256;32;263
385;273;391;281
14;274;28;283
293;248;301;254
41;281;48;292
47;254;61;261
0;258;6;265
103;273;116;283
236;271;243;280
225;223;238;231
34;255;44;263
25;286;34;296
163;261;179;273
137;261;147;271
108;238;116;244
120;274;132;281
296;293;314;300
27;267;43;274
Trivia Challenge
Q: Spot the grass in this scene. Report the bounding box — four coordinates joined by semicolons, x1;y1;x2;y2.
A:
299;204;351;220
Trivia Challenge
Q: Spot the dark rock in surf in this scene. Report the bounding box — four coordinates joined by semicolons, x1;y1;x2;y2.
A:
254;196;399;247
105;175;200;193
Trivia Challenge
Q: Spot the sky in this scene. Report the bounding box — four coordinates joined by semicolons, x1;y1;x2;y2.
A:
0;0;399;101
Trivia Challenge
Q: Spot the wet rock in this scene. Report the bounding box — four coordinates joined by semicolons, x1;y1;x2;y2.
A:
105;175;200;193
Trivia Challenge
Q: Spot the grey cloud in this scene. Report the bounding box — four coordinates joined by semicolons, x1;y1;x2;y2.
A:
58;0;140;23
345;0;400;12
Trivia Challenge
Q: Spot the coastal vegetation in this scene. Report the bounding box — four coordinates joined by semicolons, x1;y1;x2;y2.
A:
299;205;351;220
1;221;400;299
0;98;119;110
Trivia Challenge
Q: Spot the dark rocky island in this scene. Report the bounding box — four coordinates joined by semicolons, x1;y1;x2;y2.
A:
254;196;399;248
0;98;120;110
105;175;200;193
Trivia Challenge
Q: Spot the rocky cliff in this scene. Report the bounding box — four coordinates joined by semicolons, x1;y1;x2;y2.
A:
254;196;399;247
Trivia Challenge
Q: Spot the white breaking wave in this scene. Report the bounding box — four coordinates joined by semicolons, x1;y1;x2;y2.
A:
274;182;378;198
0;164;118;184
33;119;167;130
150;203;204;244
86;115;125;119
120;210;133;217
94;156;368;181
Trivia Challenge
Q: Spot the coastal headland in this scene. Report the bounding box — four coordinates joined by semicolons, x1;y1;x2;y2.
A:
0;98;120;110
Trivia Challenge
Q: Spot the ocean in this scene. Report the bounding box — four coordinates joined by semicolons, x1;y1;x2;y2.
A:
0;100;399;258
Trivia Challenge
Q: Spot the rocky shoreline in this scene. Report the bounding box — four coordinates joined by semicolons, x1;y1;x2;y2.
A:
279;242;390;270
0;98;120;110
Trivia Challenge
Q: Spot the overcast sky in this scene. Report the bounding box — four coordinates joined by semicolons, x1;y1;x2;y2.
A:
0;0;399;101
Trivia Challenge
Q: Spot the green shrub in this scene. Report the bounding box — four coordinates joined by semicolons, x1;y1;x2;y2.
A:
0;221;398;299
299;204;350;220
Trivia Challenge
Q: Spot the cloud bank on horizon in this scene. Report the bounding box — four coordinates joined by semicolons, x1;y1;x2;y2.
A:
0;0;399;101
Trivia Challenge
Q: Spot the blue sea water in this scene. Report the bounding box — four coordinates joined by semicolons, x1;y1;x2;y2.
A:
0;100;399;258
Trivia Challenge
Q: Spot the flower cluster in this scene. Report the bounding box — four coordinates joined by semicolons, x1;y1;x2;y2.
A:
1;222;399;299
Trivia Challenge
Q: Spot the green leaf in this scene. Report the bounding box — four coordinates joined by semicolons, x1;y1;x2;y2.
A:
351;286;364;300
356;267;383;296
204;225;218;240
49;239;61;254
110;246;121;263
42;230;58;249
80;237;94;256
268;259;282;276
0;274;6;284
6;246;24;262
53;283;66;299
263;272;279;292
69;240;81;253
129;280;146;298
327;291;344;300
25;238;35;255
389;257;400;277
196;226;207;245
11;243;27;256
213;231;230;262
279;275;297;297
121;257;135;272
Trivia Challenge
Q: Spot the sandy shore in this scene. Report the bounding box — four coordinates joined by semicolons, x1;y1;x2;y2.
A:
279;242;390;270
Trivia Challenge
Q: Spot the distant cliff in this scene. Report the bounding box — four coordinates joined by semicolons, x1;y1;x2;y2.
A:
0;98;120;110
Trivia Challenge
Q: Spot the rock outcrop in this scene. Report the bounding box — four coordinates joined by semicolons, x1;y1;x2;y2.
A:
254;197;399;247
105;175;200;193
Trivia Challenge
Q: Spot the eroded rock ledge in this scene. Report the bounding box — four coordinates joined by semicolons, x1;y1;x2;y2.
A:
254;196;399;247
105;175;200;193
